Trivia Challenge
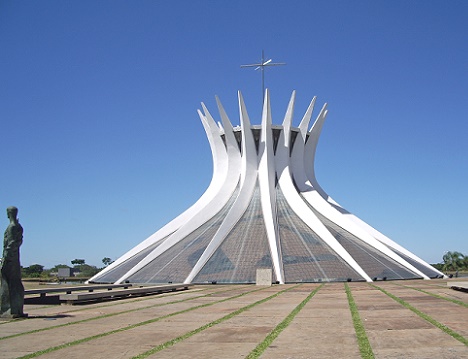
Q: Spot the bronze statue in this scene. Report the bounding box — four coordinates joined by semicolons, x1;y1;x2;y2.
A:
1;206;26;317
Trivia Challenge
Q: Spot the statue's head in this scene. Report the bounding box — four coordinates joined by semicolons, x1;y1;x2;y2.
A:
6;206;18;220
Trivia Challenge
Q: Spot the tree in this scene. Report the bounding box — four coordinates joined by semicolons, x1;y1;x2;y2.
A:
71;259;85;266
22;264;44;278
442;251;464;272
464;255;468;269
102;257;113;267
431;263;444;271
73;264;99;277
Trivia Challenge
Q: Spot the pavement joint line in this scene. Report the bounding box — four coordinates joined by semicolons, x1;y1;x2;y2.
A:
370;283;468;347
0;284;253;341
14;285;275;359
393;283;468;308
245;283;324;359
345;283;375;359
131;284;304;359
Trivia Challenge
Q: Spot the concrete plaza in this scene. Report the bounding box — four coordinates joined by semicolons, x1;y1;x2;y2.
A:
1;279;467;358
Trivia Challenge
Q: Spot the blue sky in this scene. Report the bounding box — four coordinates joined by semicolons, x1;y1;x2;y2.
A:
1;1;467;268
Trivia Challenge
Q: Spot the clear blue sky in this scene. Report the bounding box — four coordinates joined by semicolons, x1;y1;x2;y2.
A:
1;1;467;268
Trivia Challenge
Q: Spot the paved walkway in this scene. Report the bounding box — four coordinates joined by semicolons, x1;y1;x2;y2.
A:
1;279;467;358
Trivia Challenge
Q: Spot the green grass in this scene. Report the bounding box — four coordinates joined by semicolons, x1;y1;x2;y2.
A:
345;283;375;359
371;284;468;346
245;284;324;359
15;285;271;359
131;284;302;359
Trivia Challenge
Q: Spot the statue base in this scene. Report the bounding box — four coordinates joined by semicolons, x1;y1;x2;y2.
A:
0;312;28;319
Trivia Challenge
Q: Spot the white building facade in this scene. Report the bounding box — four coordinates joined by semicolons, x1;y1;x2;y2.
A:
89;90;444;284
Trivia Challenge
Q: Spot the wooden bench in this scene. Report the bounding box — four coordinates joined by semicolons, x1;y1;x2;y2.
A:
24;284;133;298
59;283;192;305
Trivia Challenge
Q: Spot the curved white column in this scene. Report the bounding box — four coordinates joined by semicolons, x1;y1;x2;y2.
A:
115;104;242;283
91;89;442;285
258;90;285;284
347;214;445;277
184;93;258;283
88;106;232;283
290;97;315;192
294;110;429;279
301;105;434;279
276;92;372;282
300;186;430;279
303;104;330;200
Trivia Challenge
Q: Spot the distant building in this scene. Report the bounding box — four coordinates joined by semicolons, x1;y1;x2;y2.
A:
58;267;72;278
89;91;445;284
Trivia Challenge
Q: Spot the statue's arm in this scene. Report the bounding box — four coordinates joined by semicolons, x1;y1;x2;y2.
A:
3;226;22;256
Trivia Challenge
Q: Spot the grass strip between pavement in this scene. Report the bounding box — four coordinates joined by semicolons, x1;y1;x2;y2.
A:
0;285;247;341
131;284;303;359
396;283;468;308
15;285;272;359
371;284;468;346
345;283;375;359
245;284;324;359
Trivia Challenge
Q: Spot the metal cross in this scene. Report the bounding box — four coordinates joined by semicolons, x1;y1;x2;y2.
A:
241;50;286;98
